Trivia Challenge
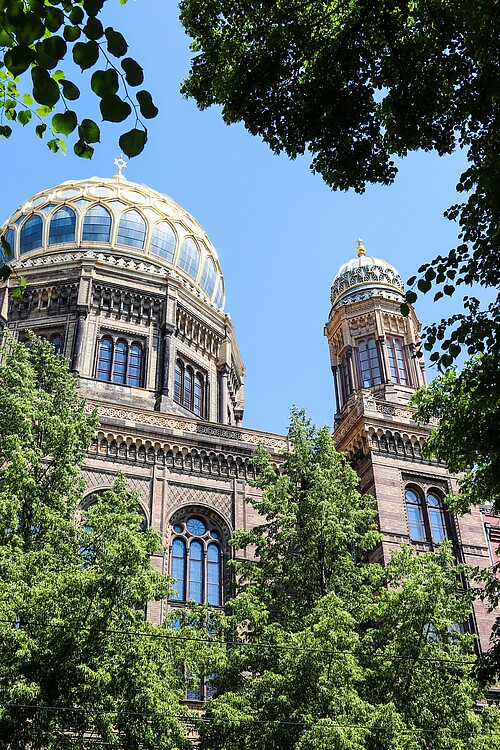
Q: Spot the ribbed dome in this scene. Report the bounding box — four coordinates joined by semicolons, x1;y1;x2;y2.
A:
1;175;225;311
330;243;404;312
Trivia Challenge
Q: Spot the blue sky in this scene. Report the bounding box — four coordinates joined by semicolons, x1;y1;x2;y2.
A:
0;1;473;435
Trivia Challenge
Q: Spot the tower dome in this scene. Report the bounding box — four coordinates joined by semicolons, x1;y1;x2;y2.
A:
330;239;404;313
1;174;225;311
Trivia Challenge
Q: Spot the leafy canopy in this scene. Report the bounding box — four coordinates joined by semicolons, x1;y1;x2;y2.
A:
188;411;500;750
0;0;158;160
0;334;191;749
180;0;499;370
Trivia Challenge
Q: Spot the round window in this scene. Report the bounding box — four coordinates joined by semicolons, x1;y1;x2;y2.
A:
173;523;183;533
186;517;206;536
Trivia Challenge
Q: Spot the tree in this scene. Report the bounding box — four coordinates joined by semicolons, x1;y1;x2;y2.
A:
192;411;500;750
179;0;499;369
0;334;191;749
0;0;158;161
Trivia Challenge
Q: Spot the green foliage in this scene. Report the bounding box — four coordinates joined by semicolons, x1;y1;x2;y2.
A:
0;0;158;161
0;335;190;748
180;0;498;371
192;410;499;750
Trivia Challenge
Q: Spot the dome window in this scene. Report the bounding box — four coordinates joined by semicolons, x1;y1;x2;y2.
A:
1;228;14;261
200;257;216;297
20;215;43;254
117;209;146;250
49;206;76;245
150;221;176;261
214;279;224;309
178;237;200;279
82;205;112;243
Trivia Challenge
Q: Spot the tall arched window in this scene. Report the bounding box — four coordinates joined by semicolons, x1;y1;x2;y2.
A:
20;215;43;254
96;338;143;386
174;358;206;417
405;485;448;545
82;205;112;242
200;257;216;297
358;337;381;387
97;337;113;381
405;488;425;541
150;221;176;261
49;206;76;245
178;237;200;279
50;334;63;354
117;210;146;249
169;514;223;606
427;492;447;543
386;336;408;385
214;279;224;309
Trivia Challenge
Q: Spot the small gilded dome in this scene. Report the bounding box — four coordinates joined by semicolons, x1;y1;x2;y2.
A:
330;240;404;311
1;175;225;311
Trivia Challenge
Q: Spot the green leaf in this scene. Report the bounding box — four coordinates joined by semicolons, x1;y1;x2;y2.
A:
15;12;44;45
119;127;147;157
84;0;105;17
121;57;144;86
45;8;64;33
11;286;22;299
405;291;417;304
52;110;77;136
36;36;67;69
433;291;443;302
63;25;81;42
68;7;84;24
32;67;60;107
400;303;410;317
104;27;128;57
61;80;80;101
74;139;94;159
4;45;35;76
73;40;99;71
0;125;12;138
78;118;100;143
406;276;417;287
99;94;131;123
36;105;52;117
429;352;440;362
83;16;104;40
18;109;31;126
22;93;34;105
444;285;455;296
1;235;12;259
417;279;432;294
136;90;158;119
46;138;60;153
90;69;119;98
35;123;46;138
0;263;12;281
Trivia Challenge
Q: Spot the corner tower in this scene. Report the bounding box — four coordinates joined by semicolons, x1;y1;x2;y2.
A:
325;241;495;649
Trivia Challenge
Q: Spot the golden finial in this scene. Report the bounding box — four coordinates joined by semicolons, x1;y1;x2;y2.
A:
113;154;128;180
356;238;366;257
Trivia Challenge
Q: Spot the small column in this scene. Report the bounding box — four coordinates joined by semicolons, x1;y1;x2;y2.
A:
378;336;390;383
160;323;175;396
332;365;340;413
218;363;230;425
71;307;88;375
234;409;243;428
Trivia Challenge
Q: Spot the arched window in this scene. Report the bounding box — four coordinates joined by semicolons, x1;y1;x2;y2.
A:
127;343;142;387
1;228;14;261
82;205;112;242
50;334;63;354
150;221;176;261
169;514;223;606
174;358;206;417
96;338;143;386
214;279;224;309
193;373;204;417
405;485;448;545
183;366;193;410
200;257;216;297
49;206;76;245
97;337;113;381
358;337;381;387
427;492;447;543
178;238;200;279
20;215;43;254
386;336;408;385
112;340;127;384
405;488;425;541
117;210;146;249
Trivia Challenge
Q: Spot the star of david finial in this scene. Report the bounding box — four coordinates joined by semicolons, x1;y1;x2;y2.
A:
356;238;366;257
113;154;127;180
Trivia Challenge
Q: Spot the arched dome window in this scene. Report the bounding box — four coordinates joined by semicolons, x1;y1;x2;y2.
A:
96;337;144;387
405;485;448;545
82;205;112;243
20;215;43;254
96;337;113;381
174;358;206;417
112;340;127;384
48;206;76;245
150;221;176;261
178;237;200;279
169;514;223;606
214;279;224;309
128;343;143;387
358;337;382;388
193;373;204;417
386;336;408;385
200;257;216;297
117;209;146;249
